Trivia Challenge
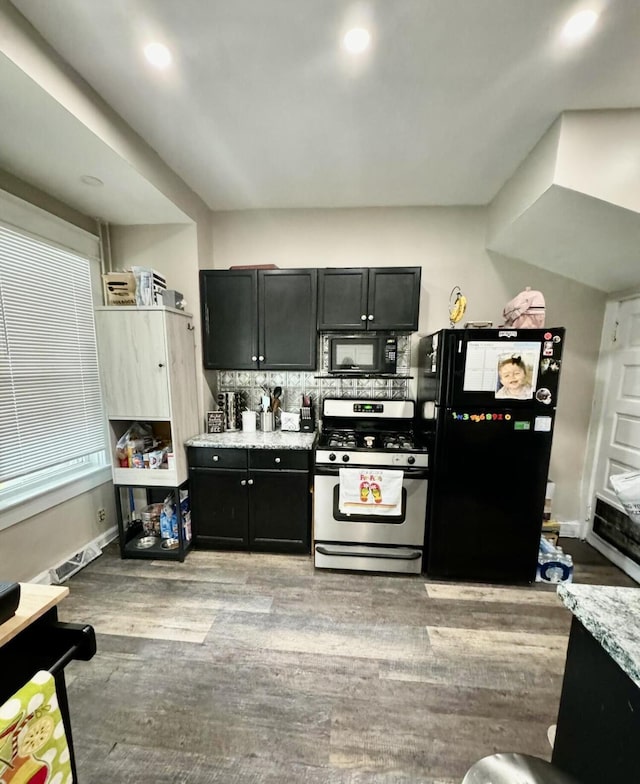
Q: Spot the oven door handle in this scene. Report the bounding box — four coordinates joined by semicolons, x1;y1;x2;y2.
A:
314;466;428;479
315;545;422;561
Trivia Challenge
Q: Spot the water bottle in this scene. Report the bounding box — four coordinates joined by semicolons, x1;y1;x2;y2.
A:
558;552;574;583
538;550;573;583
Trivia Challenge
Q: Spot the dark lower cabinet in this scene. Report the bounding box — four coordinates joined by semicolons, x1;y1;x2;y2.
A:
188;447;311;553
552;617;640;784
190;467;248;549
250;469;310;552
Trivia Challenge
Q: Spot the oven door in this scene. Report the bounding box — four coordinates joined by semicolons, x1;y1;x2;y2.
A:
313;466;428;546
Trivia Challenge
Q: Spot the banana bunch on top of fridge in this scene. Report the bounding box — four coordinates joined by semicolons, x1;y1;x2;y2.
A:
448;286;467;327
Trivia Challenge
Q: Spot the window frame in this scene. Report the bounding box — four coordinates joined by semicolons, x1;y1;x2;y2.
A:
0;189;111;531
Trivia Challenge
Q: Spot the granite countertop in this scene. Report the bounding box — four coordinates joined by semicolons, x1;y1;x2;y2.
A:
185;431;317;450
558;583;640;688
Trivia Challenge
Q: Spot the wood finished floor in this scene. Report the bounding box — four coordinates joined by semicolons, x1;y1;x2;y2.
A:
58;539;636;784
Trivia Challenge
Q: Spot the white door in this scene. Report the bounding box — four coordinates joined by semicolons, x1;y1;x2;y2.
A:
588;295;640;573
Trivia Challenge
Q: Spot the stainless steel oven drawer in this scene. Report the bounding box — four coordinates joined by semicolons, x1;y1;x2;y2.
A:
314;543;423;574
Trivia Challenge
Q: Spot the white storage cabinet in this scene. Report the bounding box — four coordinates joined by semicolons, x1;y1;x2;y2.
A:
94;306;200;560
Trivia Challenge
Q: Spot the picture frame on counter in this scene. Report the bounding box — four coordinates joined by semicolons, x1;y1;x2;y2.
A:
206;410;225;433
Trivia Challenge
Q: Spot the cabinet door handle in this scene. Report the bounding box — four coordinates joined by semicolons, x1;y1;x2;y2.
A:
360;314;367;321
212;455;220;462
247;478;254;485
158;362;165;367
258;355;264;362
251;355;257;361
368;314;374;321
240;479;247;486
274;457;281;464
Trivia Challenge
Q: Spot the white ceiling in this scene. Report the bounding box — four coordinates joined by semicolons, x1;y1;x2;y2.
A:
6;0;640;217
0;53;190;225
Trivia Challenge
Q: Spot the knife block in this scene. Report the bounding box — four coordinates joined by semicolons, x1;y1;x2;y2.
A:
300;408;314;432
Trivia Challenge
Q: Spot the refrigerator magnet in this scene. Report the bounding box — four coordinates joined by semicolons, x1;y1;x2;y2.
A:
536;388;552;404
535;416;553;432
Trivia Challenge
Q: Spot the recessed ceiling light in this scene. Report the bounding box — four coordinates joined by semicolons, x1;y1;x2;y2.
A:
80;175;104;187
144;42;172;69
343;28;371;54
562;9;599;41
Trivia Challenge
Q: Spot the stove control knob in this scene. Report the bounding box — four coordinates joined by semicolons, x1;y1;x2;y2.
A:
342;454;350;463
329;453;337;462
407;456;416;465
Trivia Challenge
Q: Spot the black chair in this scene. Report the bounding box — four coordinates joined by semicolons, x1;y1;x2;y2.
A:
462;753;582;783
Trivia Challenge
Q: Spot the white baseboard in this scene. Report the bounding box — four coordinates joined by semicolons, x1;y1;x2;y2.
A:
94;525;119;550
559;520;583;538
30;525;118;584
587;530;640;585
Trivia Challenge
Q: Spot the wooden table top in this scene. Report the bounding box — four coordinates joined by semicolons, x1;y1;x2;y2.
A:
0;583;69;649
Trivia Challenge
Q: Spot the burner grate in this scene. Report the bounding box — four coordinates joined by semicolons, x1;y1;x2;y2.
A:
320;429;418;453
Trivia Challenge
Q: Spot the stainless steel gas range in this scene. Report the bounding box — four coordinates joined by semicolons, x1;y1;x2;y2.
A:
313;398;429;574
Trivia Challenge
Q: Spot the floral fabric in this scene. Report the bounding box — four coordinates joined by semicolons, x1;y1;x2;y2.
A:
0;670;72;784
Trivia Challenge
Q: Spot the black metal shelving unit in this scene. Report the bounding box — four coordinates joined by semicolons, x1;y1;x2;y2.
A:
114;479;193;562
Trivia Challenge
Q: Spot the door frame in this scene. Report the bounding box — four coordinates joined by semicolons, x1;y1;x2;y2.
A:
582;288;640;581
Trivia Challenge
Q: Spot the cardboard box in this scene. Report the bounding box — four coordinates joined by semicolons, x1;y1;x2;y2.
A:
543;480;555;521
102;272;136;306
542;518;560;547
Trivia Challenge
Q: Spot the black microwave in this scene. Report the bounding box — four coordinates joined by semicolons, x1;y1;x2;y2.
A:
328;335;397;375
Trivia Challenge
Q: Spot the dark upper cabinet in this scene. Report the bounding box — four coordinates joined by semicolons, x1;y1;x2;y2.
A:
318;267;421;331
317;269;369;331
201;270;257;369
200;268;317;370
259;269;318;369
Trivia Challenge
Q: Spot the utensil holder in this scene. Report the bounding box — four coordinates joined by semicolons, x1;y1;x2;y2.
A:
260;412;274;432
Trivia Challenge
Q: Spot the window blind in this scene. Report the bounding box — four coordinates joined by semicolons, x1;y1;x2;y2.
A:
0;223;106;485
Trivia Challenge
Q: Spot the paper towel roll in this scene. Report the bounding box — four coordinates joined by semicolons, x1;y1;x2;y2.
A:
422;401;436;419
242;410;257;432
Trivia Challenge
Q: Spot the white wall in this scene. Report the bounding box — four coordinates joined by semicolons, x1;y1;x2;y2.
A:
556;110;640;214
0;483;115;582
487;117;560;243
0;169;96;234
209;206;607;522
109;223;213;420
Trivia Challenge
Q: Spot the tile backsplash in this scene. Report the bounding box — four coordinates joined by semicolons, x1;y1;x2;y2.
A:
215;334;412;417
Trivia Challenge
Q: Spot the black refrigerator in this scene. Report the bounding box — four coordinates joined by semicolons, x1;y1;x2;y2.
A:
418;327;565;583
